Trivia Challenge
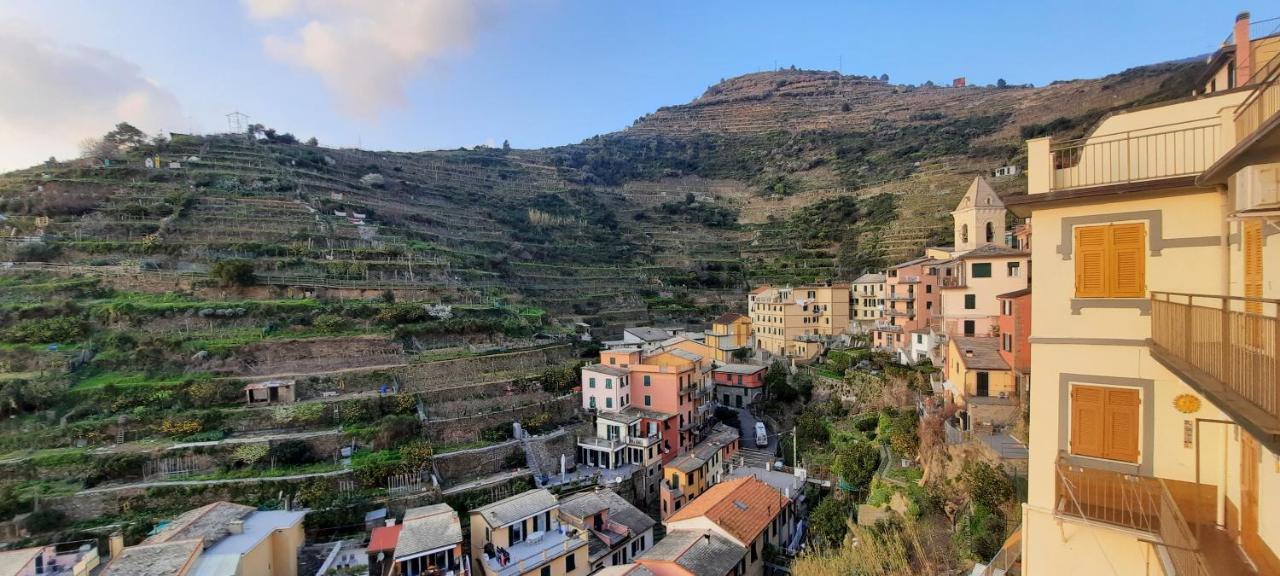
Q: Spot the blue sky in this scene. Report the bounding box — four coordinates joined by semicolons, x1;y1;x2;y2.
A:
0;0;1253;169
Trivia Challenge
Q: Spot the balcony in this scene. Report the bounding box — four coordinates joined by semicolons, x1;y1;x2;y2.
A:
481;527;588;576
1149;292;1280;450
1054;456;1247;576
883;308;915;319
1202;51;1280;186
873;323;903;333
1048;118;1225;192
886;293;915;301
940;276;966;289
626;433;660;447
1235;51;1280;145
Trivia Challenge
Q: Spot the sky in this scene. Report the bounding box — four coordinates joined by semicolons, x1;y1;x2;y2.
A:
0;0;1255;171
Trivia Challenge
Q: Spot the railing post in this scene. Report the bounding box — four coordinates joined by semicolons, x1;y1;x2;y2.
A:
1223;297;1232;387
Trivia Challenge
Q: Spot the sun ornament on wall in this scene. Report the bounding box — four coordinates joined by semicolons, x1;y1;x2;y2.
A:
1173;394;1201;414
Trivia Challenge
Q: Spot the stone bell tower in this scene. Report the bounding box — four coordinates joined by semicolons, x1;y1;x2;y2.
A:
952;176;1007;252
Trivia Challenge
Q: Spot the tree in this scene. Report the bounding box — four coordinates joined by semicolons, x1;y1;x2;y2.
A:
211;259;256;287
502;139;511;150
795;411;829;446
306;137;319;146
44;156;57;166
833;441;879;495
78;137;118;161
104;122;146;148
879;73;889;82
961;461;1014;509
808;497;853;549
996;78;1008;88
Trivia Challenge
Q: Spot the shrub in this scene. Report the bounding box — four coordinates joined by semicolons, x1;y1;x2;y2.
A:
12;242;62;262
160;417;202;436
268;440;316;466
24;509;68;533
832;441;879;496
5;316;88;344
211;260;256;287
808;496;853;548
231;444;270;467
313;314;349;333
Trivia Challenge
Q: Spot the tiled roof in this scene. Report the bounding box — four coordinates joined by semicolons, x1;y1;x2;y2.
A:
997;287;1031;299
583;364;630;378
101;540;202;576
637;530;745;576
397;504;462;559
749;286;770;294
712;363;765;375
955;243;1029;260
952;336;1010;371
620;406;675;421
667;424;739;473
853;273;886;284
625;327;672;342
473;489;557;528
559;489;655;537
368;525;401;553
595;565;657;576
145;501;255;545
889;255;936;269
711;312;747;324
665;476;789;545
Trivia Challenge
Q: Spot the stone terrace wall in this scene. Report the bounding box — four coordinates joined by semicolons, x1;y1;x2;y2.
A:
423;394;580;443
394;345;574;392
433;439;525;485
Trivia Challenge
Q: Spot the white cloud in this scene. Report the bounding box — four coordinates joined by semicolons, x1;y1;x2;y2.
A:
0;28;184;172
244;0;496;120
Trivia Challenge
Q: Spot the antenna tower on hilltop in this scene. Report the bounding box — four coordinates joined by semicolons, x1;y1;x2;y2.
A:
226;111;250;134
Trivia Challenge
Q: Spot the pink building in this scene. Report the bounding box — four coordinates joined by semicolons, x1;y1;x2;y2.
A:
872;256;943;361
581;364;631;412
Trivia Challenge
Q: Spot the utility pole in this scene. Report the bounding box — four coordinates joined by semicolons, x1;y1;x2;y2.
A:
792;425;798;468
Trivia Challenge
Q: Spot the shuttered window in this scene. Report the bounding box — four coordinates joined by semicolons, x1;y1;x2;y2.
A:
1074;223;1145;298
1070;385;1140;463
1244;219;1263;313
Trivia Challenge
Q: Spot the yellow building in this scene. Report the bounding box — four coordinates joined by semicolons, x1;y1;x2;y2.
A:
747;282;852;359
101;502;306;576
851;273;886;333
945;336;1019;433
469;488;590;576
704;312;753;362
1007;13;1280;574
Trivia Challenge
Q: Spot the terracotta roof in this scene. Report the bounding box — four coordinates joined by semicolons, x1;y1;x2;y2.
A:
711;312;747;324
749;286;770;294
665;476;789;545
368;525;401;553
951;336;1010;371
595;565;657;576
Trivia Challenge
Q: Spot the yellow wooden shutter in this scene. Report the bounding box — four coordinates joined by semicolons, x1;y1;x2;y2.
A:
1108;223;1146;298
1075;227;1108;298
1103;388;1140;463
1244;220;1264;314
1071;386;1106;458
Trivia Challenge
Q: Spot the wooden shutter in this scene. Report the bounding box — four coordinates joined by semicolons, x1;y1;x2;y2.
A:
1070;386;1106;458
1108;223;1146;298
1102;388;1140;462
1244;220;1264;314
1075;227;1108;297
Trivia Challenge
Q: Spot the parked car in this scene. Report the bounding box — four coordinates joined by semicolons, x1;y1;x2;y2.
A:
755;422;769;448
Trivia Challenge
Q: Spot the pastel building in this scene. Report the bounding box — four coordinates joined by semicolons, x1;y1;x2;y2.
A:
748;282;852;359
1008;13;1280;574
711;364;768;409
660;423;741;520
851;273;886;332
664;476;796;576
469;489;589;576
704;312;753;362
581;364;630;412
872;256;943;362
557;489;655;572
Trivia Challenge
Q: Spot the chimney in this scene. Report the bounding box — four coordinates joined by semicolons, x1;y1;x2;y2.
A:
228;520;244;535
1236;11;1253;85
108;532;125;560
703;531;712;545
385;518;396;527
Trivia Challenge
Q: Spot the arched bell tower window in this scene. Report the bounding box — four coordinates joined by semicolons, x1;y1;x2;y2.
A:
986;222;995;243
961;224;969;244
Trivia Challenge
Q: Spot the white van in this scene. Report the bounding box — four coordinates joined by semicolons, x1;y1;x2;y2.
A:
754;422;769;448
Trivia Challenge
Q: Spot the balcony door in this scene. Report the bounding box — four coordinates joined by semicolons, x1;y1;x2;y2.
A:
1241;433;1262;564
976;372;989;397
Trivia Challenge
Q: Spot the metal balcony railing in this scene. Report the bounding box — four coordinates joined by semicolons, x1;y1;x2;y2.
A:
1150;292;1279;428
1049;118;1224;191
1235;50;1280;142
1055;456;1211;576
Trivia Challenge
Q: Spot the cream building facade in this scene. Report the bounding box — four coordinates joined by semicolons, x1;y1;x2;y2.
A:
748;282;851;359
1008;14;1280;574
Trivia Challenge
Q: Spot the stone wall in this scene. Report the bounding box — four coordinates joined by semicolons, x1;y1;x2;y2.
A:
423;394;580;443
433;439;525;485
395;345;574;392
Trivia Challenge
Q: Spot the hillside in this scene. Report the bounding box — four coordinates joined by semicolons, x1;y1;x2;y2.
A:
0;56;1209;548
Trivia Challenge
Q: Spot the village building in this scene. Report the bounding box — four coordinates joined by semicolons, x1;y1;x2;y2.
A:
747;282;852;360
702;312;753;362
710;364;768;409
850;273;886;333
469;489;589;576
660;423;741;520
664;476;796;576
557;489;656;571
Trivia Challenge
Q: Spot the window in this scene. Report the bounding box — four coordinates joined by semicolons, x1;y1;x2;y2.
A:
565;553;576;572
589;397;596;408
588;377;596;388
609;357;616;365
961;224;969;244
1074;223;1145;298
926;284;932;293
1003;333;1012;352
541;566;551;576
1008;262;1020;277
986;222;995;243
644;395;651;406
605;379;612;389
606;398;613;409
971;263;992;278
1070;385;1139;463
643;375;651;386
964;294;976;310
